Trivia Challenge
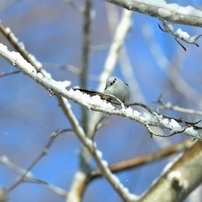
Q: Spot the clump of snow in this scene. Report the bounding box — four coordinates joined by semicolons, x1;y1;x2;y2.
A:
142;112;158;123
18;42;25;51
68;88;115;110
167;170;189;189
101;101;115;111
125;107;133;116
91;95;105;106
5;27;11;33
169;119;182;130
161;118;169;125
96;150;103;158
101;160;108;167
9;51;36;73
133;110;141;117
158;8;171;18
176;28;190;40
69;89;88;102
9;51;21;61
28;54;43;69
57;80;71;89
167;170;181;182
37;72;43;78
10;33;18;43
167;24;174;32
185;127;199;137
0;43;8;52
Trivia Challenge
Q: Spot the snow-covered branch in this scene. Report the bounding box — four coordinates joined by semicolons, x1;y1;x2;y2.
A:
105;0;202;27
0;43;201;142
158;19;202;50
0;42;139;200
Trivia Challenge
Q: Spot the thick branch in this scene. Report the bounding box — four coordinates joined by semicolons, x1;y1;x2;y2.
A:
139;141;202;202
105;0;202;27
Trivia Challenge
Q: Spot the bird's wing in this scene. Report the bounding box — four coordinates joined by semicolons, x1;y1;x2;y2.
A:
73;88;123;105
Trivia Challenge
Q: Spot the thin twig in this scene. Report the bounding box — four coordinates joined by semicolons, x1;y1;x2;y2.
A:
0;70;21;78
7;129;72;192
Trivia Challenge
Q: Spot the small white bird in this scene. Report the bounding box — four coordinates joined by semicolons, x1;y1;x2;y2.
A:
104;76;130;105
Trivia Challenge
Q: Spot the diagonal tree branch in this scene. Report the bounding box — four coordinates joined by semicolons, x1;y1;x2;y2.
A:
105;0;202;27
0;44;201;142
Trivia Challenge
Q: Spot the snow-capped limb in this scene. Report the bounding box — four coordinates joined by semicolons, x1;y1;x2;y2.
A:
0;22;52;78
0;43;202;142
158;19;202;50
105;0;202;27
0;42;138;200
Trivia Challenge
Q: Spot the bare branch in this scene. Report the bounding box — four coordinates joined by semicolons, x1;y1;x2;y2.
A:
0;154;67;197
0;70;21;78
88;139;194;181
64;0;85;13
7;129;71;192
155;95;202;116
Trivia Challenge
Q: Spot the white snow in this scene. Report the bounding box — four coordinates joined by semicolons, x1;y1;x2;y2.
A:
176;28;190;40
96;150;103;158
133;110;141;117
5;27;11;33
184;127;199;137
169;119;182;130
125;107;133;116
28;54;43;69
56;80;71;89
161;118;169;125
142;112;158;123
135;0;202;17
101;160;108;167
69;88;115;110
10;33;18;43
158;8;171;18
167;24;174;32
167;170;189;188
167;170;181;182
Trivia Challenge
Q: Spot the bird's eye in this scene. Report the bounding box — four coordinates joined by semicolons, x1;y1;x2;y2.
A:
110;78;116;86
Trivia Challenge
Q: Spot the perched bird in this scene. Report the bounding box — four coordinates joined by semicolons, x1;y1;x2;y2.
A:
104;76;130;105
73;76;131;106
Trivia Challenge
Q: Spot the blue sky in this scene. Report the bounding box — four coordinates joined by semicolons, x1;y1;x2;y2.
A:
0;0;202;201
